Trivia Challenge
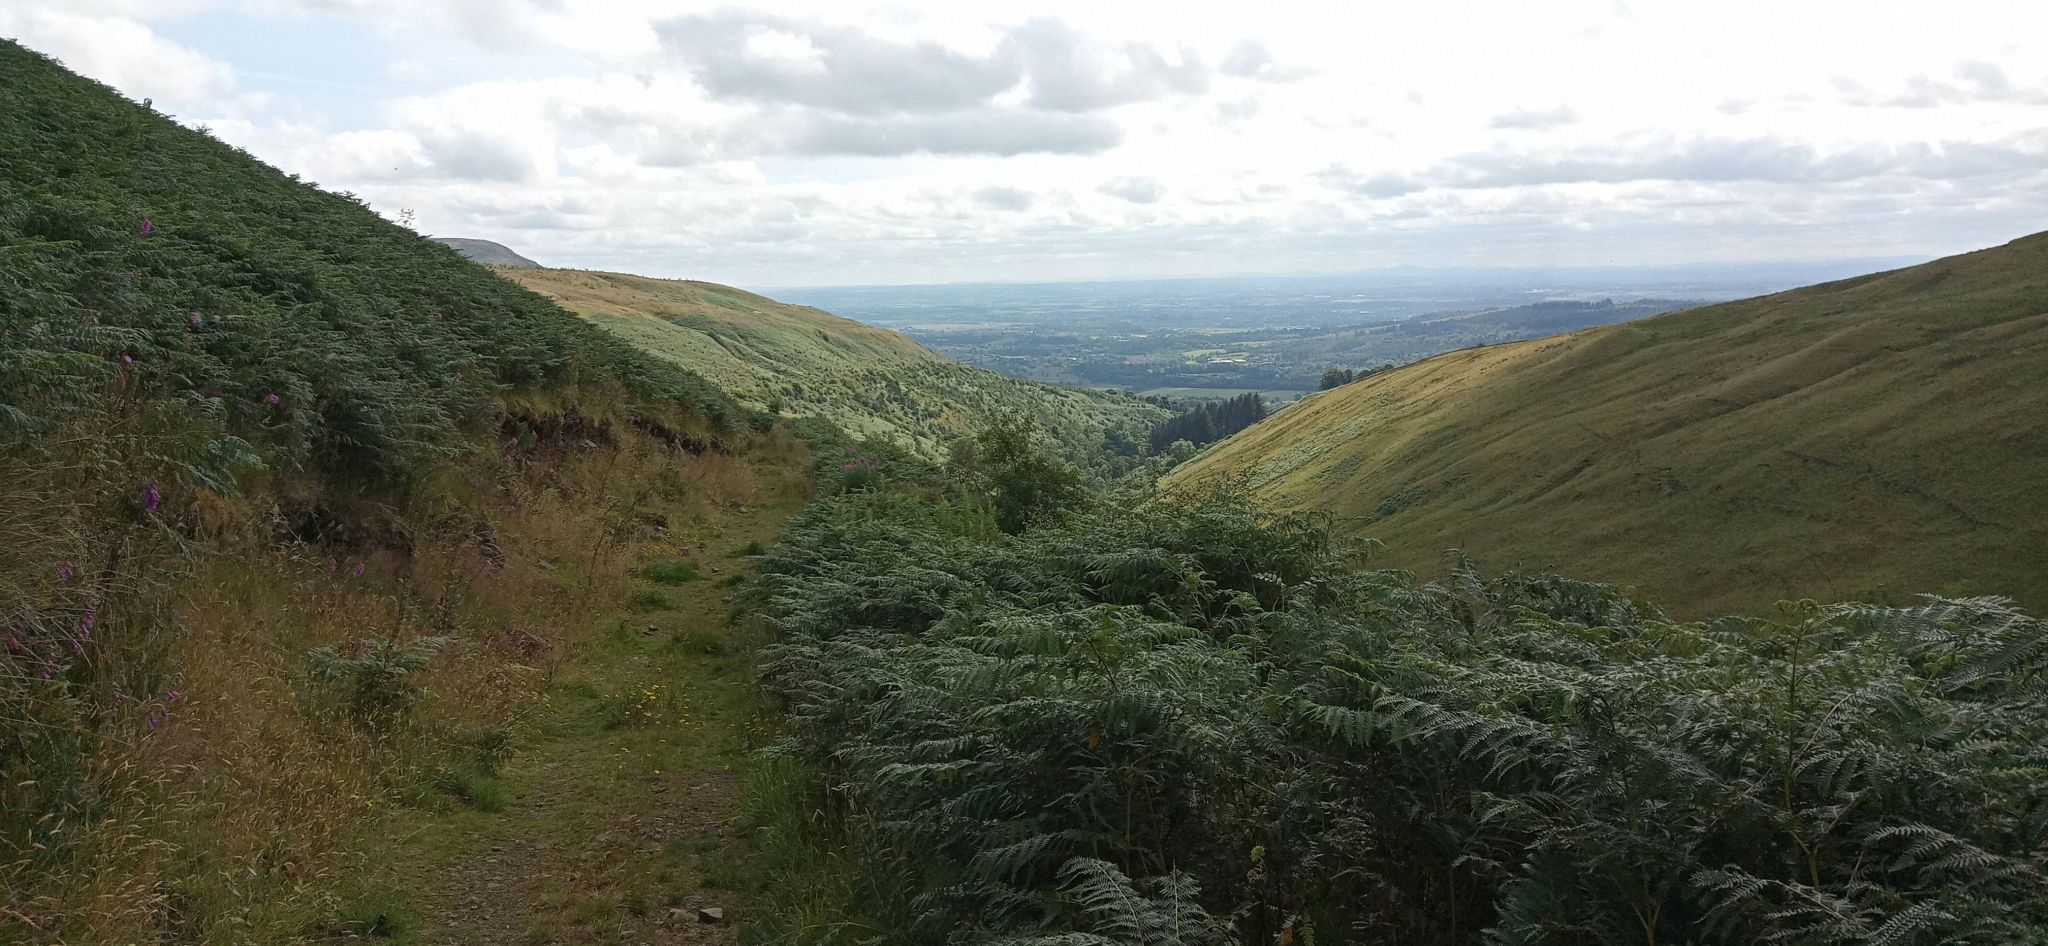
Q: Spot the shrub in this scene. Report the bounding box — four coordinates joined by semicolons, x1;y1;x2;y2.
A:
631;590;676;612
641;560;701;585
747;477;2048;945
304;636;450;730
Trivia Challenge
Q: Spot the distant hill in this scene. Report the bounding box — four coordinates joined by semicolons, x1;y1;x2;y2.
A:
501;268;1169;460
1169;233;2048;615
1267;297;1702;374
432;237;541;268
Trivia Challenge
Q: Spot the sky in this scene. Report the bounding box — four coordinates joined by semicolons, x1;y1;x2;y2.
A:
5;0;2046;287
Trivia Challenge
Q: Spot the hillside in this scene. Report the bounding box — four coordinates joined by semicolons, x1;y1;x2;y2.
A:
1264;296;1699;374
1169;233;2048;614
0;39;780;941
431;236;542;268
503;267;1169;460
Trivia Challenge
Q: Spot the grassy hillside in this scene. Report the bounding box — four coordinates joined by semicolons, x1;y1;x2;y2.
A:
0;39;789;941
0;40;740;491
1170;233;2048;615
503;268;1170;462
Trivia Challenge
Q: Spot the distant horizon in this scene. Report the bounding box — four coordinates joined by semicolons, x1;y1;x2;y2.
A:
746;249;1939;294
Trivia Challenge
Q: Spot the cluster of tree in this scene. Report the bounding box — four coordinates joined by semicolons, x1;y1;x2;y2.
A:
1146;393;1266;453
745;437;2048;946
1318;363;1394;389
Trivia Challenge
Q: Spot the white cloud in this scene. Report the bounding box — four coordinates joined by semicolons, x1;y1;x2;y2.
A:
3;0;2046;286
0;7;235;102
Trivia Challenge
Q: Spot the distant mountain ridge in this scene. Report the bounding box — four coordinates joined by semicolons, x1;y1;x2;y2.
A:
433;237;541;268
1169;232;2048;615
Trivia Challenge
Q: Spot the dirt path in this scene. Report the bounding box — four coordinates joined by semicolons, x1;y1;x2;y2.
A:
370;496;801;945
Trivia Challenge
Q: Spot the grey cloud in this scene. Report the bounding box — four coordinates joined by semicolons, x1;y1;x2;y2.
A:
976;187;1035;211
652;13;1205;116
1099;176;1165;203
1316;166;1424;198
1003;18;1206;111
784;110;1122;157
622;106;1122;167
1219;40;1309;82
1317;135;2048;199
417;129;534;181
1212;98;1260;122
1842;61;2048;108
1489;105;1578;130
1432;137;2047;189
655;11;1014;115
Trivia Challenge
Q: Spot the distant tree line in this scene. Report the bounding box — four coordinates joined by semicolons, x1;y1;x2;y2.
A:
1147;392;1266;453
1319;363;1395;389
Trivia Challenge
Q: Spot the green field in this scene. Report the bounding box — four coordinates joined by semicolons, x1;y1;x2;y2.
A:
1171;232;2048;615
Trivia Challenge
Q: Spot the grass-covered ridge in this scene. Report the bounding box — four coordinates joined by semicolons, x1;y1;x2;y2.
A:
1170;233;2048;615
504;267;1170;462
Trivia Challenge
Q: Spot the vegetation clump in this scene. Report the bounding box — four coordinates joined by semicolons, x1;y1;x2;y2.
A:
743;444;2048;946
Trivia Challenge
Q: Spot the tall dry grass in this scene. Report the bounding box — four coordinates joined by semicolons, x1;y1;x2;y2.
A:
0;411;805;943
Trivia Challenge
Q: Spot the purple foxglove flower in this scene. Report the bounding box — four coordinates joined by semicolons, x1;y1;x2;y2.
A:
58;563;74;581
121;354;134;366
138;218;154;236
353;562;366;578
142;482;161;514
188;313;201;328
264;393;280;405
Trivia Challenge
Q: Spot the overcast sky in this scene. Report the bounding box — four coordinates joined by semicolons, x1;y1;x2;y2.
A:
6;0;2046;286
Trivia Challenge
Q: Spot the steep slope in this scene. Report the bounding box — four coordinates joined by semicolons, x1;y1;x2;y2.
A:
431;236;542;268
0;39;776;941
0;39;736;488
1170;233;2048;614
504;267;1170;460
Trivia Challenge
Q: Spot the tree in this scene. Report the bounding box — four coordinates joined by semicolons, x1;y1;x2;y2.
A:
958;414;1087;533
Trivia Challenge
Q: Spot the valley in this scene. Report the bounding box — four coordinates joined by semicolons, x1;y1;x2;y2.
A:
776;260;1913;400
7;14;2048;946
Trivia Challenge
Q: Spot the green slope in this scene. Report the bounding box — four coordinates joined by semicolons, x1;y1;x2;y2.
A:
1169;232;2048;615
0;40;736;491
0;40;782;941
504;267;1170;460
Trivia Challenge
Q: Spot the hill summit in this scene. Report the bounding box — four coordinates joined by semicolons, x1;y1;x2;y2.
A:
431;236;541;267
1169;232;2048;614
